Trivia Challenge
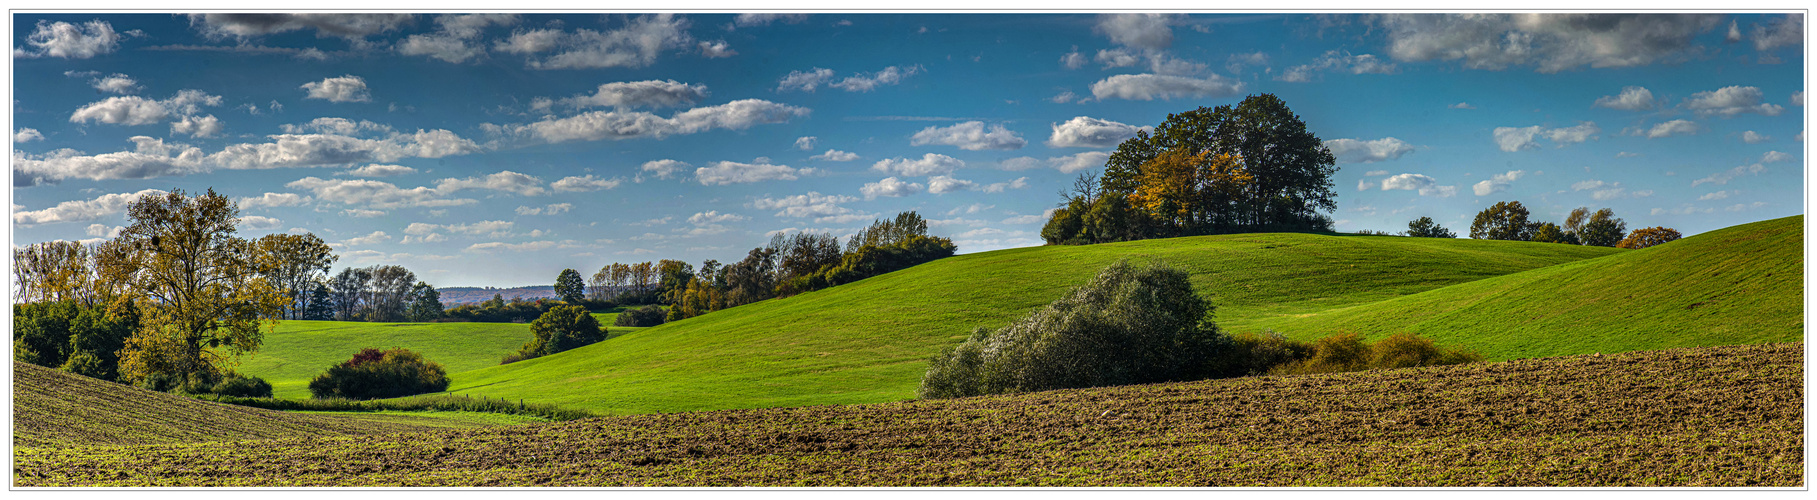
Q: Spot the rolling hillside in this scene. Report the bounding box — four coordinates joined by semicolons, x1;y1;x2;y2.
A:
440;232;1620;414
12;362;538;448
18;343;1801;486
1250;215;1803;360
238;320;536;398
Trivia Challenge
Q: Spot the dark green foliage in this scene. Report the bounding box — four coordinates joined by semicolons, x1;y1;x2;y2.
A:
13;300;79;368
1530;222;1571;244
307;348;450;400
443;298;566;323
14;300;137;382
1212;331;1315;377
1406;217;1456;238
303;282;334;320
505;305;606;363
555;269;586;303
406;282;443;322
1579;208;1627;247
614;305;666;327
209;373;274;398
919;259;1225;399
1470;201;1533;241
655;260;695;305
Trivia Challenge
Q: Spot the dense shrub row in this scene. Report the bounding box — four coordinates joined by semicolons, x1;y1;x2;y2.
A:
307;348;449;400
613;305;667;327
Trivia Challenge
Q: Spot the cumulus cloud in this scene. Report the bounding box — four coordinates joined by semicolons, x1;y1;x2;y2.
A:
1450;102;1476;109
775;68;835;92
497;99;810;144
872;153;965;176
397;14;518;63
169;115;224;138
341;164;416;177
555;80;708;110
696;159;807;185
466;241;558;253
926;175;978;194
1472;170;1526;196
286;177;476;209
1741;131;1771;144
1380;173;1457;197
753;192;863;221
910;122;1025;151
14;19;123;59
237;215;283;230
794;136;817;151
14;128;44;143
1047;116;1143;148
1644;119;1701;139
435;170;548;196
301;75;371;103
687;210;747;225
237;192;312;209
984;177;1030;193
1088;73;1242;101
1000;151;1110;174
1698;190;1735;201
809;149;859;162
777;65;923;92
552;174;622;192
1691;163;1767;187
186;13;412;43
1752;14;1803;51
1373;13;1723;73
90;74;140;94
861;177;925;199
1760;151;1793;163
13;189;166;225
1060;51;1088;69
733;14;809;28
637;159;689;182
1593;86;1656;110
497;14;693;70
13;137;208;186
208;129;480;170
69;90;225;127
516;203;573;216
1277;50;1397;82
280;117;393;136
698;40;737;58
1683;86;1784;117
1325;137;1416;163
1493;122;1599;151
1094;13;1178;51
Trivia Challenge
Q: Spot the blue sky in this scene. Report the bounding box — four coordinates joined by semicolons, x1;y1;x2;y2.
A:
10;12;1807;287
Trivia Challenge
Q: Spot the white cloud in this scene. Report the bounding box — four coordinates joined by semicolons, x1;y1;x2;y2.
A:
1742;131;1771;144
1095;48;1142;68
1593;86;1656;110
753;192;862;220
1000;151;1109;173
1060;51;1088;69
794;136;818;151
14;128;44;143
638;159;689;181
286;177;476;209
466;241;558;253
344;164;417;177
516;203;573;216
1325;137;1416;163
90;74;140;94
15;19;123;59
1616;152;1641;158
396;14;518;63
301;75;372;103
69;90;225;127
698;40;736;58
208;129;478;171
1792;91;1805;107
169;115;224;138
1357;179;1377;191
237;192;311;209
501;99;810;144
1494;122;1599;151
13;137;208;186
1051;91;1079;104
1645;119;1701;139
831;65;923;92
984;177;1030;193
85;223;123;237
1752;14;1803;51
280;117;393;136
947;203;995;215
1691;163;1767;187
1094;13;1178;51
1380;173;1457;197
1472;170;1525;196
696;159;806;185
557;80;708;110
1450;102;1476;109
1726;201;1769;212
12;189;166;225
552;174;622;192
341;209;386;218
861;177;925;199
435;171;548;197
238;215;283;230
1761;151;1793;163
810;149;859;162
926;175;978;194
1047;116;1143;148
733;13;809;27
688;210;747;224
872;153;965;176
339;231;392;246
910;122;1026;151
1278;50;1397;82
1002;214;1045;225
1374;14;1722;73
775;68;836;92
1698;190;1735;201
186;13;412;42
506;14;693;70
1088;73;1242;101
1572;180;1630;200
1683;86;1784;117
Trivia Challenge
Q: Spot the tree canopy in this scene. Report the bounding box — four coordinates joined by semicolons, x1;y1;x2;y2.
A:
1470;201;1534;241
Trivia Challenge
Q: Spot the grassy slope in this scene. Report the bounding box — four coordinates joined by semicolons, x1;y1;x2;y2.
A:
17;342;1801;487
1250;215;1804;360
444;233;1619;415
11;362;536;448
238;320;535;398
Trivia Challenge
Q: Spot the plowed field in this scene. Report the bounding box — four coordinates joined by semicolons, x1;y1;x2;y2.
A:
15;343;1801;486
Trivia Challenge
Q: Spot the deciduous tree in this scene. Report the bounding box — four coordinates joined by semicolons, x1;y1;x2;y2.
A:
1406;216;1456;238
252;233;336;320
1470;201;1534;241
1617;226;1682;249
555;268;586;303
1579;208;1627;247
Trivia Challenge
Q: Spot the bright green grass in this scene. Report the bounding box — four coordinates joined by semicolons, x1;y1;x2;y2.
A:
238;320;534;398
443;232;1620;415
1249;215;1804;361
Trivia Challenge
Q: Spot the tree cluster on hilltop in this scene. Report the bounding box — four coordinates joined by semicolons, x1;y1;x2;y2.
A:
1468;202;1679;249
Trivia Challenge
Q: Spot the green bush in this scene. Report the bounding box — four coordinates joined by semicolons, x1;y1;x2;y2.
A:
210;373;274;398
504;305;607;364
919;259;1225;399
1369;332;1484;369
614;305;666;327
308;348;450;400
1214;330;1314;377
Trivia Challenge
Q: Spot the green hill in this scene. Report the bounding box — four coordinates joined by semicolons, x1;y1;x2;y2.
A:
11;361;536;448
238;320;536;398
1249;215;1803;360
18;342;1801;487
440;232;1620;415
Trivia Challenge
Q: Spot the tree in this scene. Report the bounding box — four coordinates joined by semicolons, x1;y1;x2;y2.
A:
1617;226;1683;249
328;267;372;321
1530;222;1571;244
366;265;416;322
252;233;336;320
406;282;443;322
303;282;334;320
111;189;287;383
308;348;449;400
1406;217;1456;238
1470;201;1534;241
555;268;586;303
1578;208;1627;247
655;260;695;305
514;305;607;360
1102;94;1337;232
